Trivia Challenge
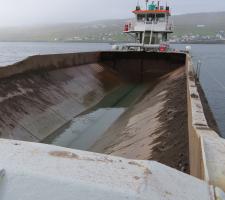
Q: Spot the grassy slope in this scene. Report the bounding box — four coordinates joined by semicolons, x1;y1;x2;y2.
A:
172;12;225;36
0;12;224;42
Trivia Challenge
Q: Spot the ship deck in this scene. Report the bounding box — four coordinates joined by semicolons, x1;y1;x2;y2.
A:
0;51;224;199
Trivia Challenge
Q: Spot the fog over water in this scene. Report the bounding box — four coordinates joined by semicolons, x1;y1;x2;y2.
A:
0;0;224;27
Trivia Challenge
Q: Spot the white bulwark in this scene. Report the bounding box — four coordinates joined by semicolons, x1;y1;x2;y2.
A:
0;139;219;200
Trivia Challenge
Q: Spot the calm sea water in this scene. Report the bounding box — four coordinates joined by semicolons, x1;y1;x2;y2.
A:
0;42;224;137
0;42;111;66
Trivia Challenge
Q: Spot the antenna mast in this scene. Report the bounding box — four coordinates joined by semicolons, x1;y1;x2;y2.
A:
145;0;149;10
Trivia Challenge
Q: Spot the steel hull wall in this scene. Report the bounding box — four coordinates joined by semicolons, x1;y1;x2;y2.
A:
0;51;185;142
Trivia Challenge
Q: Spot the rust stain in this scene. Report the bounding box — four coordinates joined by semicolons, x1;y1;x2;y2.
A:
128;161;152;175
49;151;79;159
128;161;150;171
165;191;172;196
13;143;21;146
196;127;211;131
128;161;144;168
188;71;195;81
96;157;114;163
144;168;152;176
133;176;140;180
130;161;152;193
49;153;114;163
191;93;199;99
195;123;208;127
81;156;114;163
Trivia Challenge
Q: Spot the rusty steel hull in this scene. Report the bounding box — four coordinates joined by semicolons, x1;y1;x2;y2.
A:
0;51;186;142
0;63;122;141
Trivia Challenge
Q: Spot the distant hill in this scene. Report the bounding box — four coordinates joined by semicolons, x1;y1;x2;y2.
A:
0;11;224;42
172;12;225;36
0;19;128;42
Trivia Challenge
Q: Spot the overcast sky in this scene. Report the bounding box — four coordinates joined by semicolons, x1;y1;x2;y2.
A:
0;0;224;27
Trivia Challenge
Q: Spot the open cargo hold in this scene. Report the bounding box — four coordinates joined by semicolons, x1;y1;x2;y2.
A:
0;51;224;199
0;52;188;171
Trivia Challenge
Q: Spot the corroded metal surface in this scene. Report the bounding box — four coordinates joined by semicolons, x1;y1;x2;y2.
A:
91;67;189;173
0;63;122;141
0;51;224;198
0;51;186;142
100;51;186;81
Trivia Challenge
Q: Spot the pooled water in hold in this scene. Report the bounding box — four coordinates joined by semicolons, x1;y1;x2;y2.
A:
51;108;125;150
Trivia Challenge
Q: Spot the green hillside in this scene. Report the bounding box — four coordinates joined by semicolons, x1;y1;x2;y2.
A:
173;12;225;36
0;12;224;42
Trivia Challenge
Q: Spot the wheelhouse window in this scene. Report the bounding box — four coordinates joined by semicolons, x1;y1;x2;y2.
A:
147;14;156;22
137;14;145;21
156;14;165;22
136;13;167;22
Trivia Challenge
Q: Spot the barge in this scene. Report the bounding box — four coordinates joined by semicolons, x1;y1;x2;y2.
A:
0;1;224;199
